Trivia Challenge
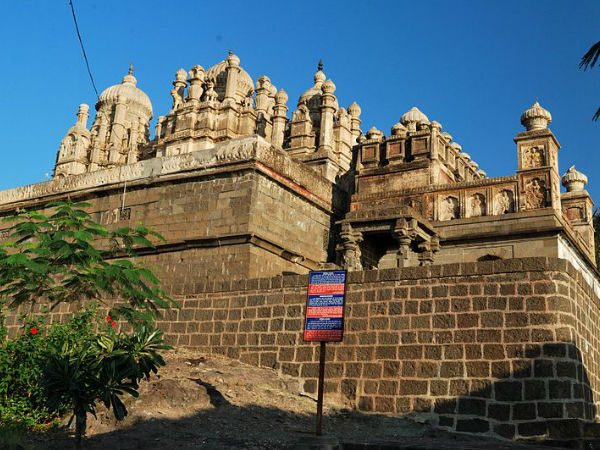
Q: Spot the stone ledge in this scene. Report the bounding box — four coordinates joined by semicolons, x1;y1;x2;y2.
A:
189;257;584;294
0;135;340;214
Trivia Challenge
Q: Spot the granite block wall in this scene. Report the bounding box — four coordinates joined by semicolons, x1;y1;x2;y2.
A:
4;257;600;443
152;257;600;443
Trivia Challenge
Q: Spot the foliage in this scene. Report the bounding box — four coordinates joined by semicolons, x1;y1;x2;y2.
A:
0;305;97;431
0;199;177;327
0;200;177;447
0;303;172;448
580;39;600;121
43;323;171;448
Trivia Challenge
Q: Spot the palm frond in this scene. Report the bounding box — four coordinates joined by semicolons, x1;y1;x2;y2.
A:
580;40;600;70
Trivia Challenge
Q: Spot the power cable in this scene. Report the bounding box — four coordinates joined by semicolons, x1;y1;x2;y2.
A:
68;0;99;100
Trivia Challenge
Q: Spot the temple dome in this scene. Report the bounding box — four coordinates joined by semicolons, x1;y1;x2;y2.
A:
562;165;588;192
97;66;153;118
520;100;552;131
400;107;429;132
297;61;338;112
205;51;254;102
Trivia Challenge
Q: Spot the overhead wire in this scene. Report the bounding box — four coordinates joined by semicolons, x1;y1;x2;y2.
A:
68;0;99;100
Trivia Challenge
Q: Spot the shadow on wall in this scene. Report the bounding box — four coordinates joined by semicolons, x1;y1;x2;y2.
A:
406;341;599;446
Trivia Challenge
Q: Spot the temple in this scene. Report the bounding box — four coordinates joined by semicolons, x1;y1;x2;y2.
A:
29;52;596;281
2;53;600;444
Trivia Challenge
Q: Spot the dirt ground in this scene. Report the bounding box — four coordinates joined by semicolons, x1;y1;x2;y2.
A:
23;349;566;450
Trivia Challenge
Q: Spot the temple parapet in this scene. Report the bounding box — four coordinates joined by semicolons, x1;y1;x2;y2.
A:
340;100;595;270
356;107;486;193
41;58;600;273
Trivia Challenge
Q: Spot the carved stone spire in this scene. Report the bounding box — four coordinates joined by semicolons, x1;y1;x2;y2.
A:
520;100;552;131
562;166;588;192
54;104;91;177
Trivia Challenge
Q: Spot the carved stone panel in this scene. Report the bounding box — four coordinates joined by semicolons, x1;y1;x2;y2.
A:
439;196;459;221
522;146;545;169
102;207;131;225
524;178;547;210
361;145;378;163
468;193;486;217
565;206;584;222
494;189;515;215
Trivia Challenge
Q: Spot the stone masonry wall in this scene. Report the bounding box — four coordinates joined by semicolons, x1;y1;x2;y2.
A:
0;166;334;281
4;257;600;443
152;257;600;443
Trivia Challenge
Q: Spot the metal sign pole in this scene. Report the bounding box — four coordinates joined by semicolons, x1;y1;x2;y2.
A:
316;341;326;436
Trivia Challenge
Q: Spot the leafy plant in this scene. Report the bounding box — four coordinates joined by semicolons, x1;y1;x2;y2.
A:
0;306;98;431
0;200;177;447
43;325;171;449
0;199;177;327
580;39;600;121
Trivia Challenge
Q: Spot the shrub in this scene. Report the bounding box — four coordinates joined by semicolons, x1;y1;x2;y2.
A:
0;200;177;447
0;304;98;430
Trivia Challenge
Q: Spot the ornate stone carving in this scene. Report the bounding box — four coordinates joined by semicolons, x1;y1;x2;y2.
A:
495;189;515;215
469;193;486;217
564;206;584;222
214;141;256;162
523;146;545;168
339;223;363;271
562;166;588;192
439;196;459;221
525;178;547;210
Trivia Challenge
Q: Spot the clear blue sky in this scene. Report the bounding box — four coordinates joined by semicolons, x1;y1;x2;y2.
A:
1;1;599;203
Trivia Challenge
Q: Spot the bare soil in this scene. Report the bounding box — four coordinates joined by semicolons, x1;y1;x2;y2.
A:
23;349;566;450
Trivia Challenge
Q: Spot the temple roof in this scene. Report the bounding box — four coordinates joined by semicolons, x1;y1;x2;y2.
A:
205;51;254;102
97;65;153;117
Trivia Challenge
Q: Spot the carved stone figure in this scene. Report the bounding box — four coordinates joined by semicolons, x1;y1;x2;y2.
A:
469;193;486;217
525;178;546;209
440;196;459;221
523;146;544;168
495;189;515;215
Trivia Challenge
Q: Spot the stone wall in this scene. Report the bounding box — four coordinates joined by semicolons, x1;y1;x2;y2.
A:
150;257;600;443
4;257;600;443
0;165;335;281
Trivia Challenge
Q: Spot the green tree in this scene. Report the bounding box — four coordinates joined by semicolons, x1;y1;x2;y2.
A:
0;200;176;325
580;39;600;120
0;200;177;447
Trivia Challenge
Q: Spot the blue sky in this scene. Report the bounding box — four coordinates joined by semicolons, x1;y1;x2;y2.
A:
1;1;599;203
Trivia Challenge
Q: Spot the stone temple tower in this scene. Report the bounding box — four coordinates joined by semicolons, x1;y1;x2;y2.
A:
88;66;153;171
54;104;91;177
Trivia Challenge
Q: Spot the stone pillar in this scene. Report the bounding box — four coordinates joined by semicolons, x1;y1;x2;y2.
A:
255;76;273;139
348;102;362;145
54;104;91;177
515;101;562;214
561;167;596;263
318;80;336;153
271;89;288;148
170;69;188;112
95;111;109;149
391;218;417;268
186;65;204;106
255;76;271;114
340;223;363;271
155;115;166;140
108;96;127;165
224;51;240;104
